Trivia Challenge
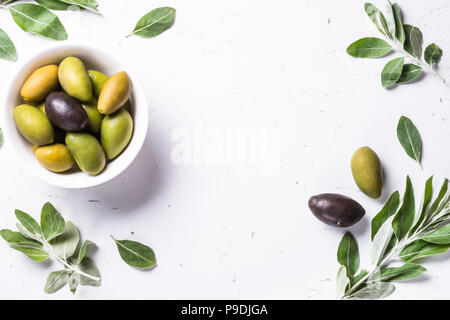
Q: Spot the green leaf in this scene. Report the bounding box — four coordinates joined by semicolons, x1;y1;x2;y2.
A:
129;7;176;38
381;57;404;87
424;43;443;66
9;4;68;41
79;257;101;286
384;1;396;39
392;3;405;44
410;176;434;235
397;116;422;166
392;176;415;241
35;0;72;10
51;221;79;259
372;191;400;240
364;3;388;36
353;282;395;299
40;202;65;241
10;241;49;261
0;28;17;61
421;225;450;244
15;209;42;237
397;64;422;84
0;229;38;244
59;0;99;13
337;232;359;279
44;270;70;293
379;263;426;282
351;270;369;287
111;235;157;269
68;273;79;294
16;223;40;241
403;24;423;58
74;239;95;265
426;179;448;219
336;265;350;299
371;216;395;266
346;37;392;58
400;239;450;262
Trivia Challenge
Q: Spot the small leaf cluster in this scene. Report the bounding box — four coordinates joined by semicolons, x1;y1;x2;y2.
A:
0;202;100;294
347;1;444;87
337;176;450;299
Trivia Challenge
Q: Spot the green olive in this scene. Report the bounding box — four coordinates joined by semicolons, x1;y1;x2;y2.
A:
21;65;59;103
82;100;104;134
13;104;54;146
58;57;93;102
351;146;383;199
98;71;131;115
66;132;106;176
101;109;133;160
35;143;74;172
88;70;109;98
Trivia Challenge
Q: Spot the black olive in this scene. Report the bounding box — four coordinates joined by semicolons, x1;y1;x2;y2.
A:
45;92;88;132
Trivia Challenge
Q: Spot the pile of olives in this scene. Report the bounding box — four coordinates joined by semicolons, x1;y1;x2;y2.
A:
13;56;134;176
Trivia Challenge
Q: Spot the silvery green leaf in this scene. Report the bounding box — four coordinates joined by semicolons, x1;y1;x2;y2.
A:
35;0;72;10
351;269;368;287
376;11;392;39
337;232;359;279
372;191;400;240
68;272;79;294
0;28;17;61
0;229;39;244
16;223;40;241
426;179;449;220
79;257;101;286
15;209;42;237
10;241;49;261
403;24;423;58
384;1;396;39
421;225;450;244
410;176;433;236
51;221;79;259
397;116;422;166
336;265;349;299
44;270;70;293
59;0;99;13
392;176;415;241
111;236;157;269
424;43;443;66
381;57;404;87
392;3;405;44
364;3;387;36
371;215;395;266
397;64;422;84
72;239;96;265
400;239;450;262
353;281;395;299
346;37;392;58
9;4;68;40
40;202;65;241
379;263;426;282
129;7;176;38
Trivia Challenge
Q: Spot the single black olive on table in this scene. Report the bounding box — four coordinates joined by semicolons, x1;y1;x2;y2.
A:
308;193;365;227
45;92;88;131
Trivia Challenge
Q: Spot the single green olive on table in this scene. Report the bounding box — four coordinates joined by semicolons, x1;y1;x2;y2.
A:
346;1;445;87
351;146;383;199
12;56;134;176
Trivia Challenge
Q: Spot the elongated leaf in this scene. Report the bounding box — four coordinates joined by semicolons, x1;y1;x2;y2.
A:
129;7;176;38
371;216;395;266
351;270;369;287
75;239;95;264
392;3;405;44
336;265;349;299
0;28;17;61
40;202;65;241
10;241;49;261
51;221;79;259
68;273;79;294
397;64;422;84
384;1;396;39
353;282;395;299
35;0;71;10
379;263;426;282
410;177;433;235
79;257;101;286
421;225;450;244
111;236;157;269
44;270;70;293
364;3;387;36
16;223;40;241
424;43;443;66
337;232;359;279
0;229;39;244
403;24;423;58
397;116;422;166
59;0;98;13
426;179;449;220
9;4;68;40
381;57;404;87
400;239;450;262
15;209;42;237
372;191;400;240
346;37;392;58
393;176;415;240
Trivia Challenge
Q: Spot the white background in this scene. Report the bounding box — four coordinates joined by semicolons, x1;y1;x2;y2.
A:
1;0;450;299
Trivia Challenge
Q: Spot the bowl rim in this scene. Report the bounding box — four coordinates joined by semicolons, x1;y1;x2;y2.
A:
3;42;149;189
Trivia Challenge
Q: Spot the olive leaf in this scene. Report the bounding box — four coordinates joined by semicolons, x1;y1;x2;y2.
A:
397;64;422;83
424;43;443;66
403;24;423;59
40;202;65;241
409;176;434;236
365;3;388;36
379;263;426;282
129;7;176;38
59;0;98;13
381;57;404;87
10;241;49;261
51;221;79;259
78;257;101;286
44;270;70;293
336;265;349;299
337;232;359;279
9;3;68;40
384;1;396;40
392;3;405;44
371;215;395;266
399;239;450;262
396;116;422;166
111;235;157;269
0;28;17;61
371;191;400;240
0;229;38;243
35;0;72;10
392;176;415;241
346;37;392;58
15;209;42;237
353;282;395;299
421;225;450;244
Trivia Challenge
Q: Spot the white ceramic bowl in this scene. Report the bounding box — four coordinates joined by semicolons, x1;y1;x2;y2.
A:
3;44;148;188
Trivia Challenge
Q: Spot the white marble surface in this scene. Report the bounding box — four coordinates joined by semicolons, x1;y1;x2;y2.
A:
1;0;450;299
